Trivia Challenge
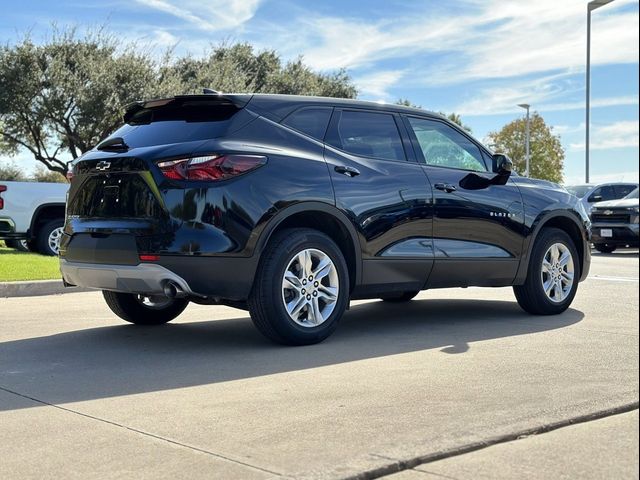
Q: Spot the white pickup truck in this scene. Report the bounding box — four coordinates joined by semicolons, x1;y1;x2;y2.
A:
0;180;69;255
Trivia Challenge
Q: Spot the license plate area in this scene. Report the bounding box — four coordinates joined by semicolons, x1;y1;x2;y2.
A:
600;228;613;238
64;233;140;265
68;173;164;220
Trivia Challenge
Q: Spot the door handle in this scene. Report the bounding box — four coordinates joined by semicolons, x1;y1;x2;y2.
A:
434;183;457;193
334;165;360;177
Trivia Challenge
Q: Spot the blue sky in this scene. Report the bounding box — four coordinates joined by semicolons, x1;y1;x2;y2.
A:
1;0;638;184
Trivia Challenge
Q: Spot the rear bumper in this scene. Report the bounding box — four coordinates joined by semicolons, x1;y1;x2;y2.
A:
60;232;258;300
591;223;639;246
60;260;197;296
0;218;25;240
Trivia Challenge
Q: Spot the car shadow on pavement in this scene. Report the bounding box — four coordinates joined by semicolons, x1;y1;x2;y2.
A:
0;298;583;411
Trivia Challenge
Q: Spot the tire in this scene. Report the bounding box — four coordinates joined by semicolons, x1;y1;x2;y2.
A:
594;244;616;254
102;291;189;325
5;239;30;252
248;228;349;345
381;291;419;302
514;228;580;315
36;219;64;256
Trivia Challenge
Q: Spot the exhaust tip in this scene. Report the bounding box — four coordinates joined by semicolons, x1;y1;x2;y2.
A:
163;281;183;298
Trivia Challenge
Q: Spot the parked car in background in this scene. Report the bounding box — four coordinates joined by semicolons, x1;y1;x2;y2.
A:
590;187;639;253
565;182;638;214
0;181;68;255
60;93;591;345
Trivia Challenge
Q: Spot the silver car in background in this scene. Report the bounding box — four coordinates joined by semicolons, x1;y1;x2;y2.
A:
590;187;639;253
565;182;638;214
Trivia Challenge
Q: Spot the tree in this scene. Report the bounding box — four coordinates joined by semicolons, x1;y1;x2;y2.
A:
0;161;26;181
163;44;357;98
440;112;472;133
396;101;471;133
486;112;564;183
33;165;67;183
0;29;169;177
1;32;357;177
396;98;421;108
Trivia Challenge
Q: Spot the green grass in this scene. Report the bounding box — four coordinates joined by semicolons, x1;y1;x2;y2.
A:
0;242;61;282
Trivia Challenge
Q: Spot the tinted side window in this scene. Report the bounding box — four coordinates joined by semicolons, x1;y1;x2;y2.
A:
615;184;637;198
282;107;332;140
407;117;487;172
588;185;616;202
328;110;406;161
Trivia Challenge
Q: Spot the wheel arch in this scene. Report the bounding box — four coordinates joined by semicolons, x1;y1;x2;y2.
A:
255;202;362;292
515;210;589;284
28;203;66;240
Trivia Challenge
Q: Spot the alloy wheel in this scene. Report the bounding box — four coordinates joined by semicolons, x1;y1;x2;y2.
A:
281;248;339;327
540;242;575;303
48;227;64;255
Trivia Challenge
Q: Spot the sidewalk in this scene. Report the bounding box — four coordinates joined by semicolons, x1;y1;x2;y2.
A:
0;279;89;298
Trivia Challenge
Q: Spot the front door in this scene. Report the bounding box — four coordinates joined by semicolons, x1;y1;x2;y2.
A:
402;115;525;288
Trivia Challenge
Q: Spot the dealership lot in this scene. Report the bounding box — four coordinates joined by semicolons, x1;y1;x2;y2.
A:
1;251;638;479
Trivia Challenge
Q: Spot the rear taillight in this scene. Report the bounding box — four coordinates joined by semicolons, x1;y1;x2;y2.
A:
0;185;6;210
157;154;267;181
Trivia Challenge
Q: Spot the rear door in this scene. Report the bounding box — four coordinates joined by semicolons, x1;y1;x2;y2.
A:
323;108;433;296
402;115;525;288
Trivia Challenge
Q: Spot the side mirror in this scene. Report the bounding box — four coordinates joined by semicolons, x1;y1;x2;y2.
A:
491;153;512;186
493;154;513;175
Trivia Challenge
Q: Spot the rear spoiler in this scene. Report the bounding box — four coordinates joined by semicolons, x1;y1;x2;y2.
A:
124;93;253;123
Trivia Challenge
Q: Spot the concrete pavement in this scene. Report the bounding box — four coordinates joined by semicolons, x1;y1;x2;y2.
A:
387;410;639;480
0;250;638;479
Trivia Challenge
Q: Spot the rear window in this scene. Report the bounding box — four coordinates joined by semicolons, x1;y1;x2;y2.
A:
106;104;239;148
327;110;406;161
282;107;332;140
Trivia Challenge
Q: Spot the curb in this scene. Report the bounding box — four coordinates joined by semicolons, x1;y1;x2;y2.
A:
0;280;91;298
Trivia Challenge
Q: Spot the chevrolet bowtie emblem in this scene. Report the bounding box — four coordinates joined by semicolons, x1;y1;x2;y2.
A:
96;161;111;171
603;210;614;215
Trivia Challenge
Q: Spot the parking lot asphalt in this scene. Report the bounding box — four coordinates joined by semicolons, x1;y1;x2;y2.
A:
1;250;638;479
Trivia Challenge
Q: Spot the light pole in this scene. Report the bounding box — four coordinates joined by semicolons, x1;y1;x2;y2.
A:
586;0;614;183
518;103;530;177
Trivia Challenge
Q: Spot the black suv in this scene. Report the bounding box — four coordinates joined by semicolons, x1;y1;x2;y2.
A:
60;93;591;345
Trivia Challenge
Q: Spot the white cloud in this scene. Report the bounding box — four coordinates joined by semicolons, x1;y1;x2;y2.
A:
539;96;640;114
354;70;406;99
134;0;261;31
150;29;179;48
453;72;576;116
570;120;639;151
564;170;640;185
456;86;639;116
272;0;637;87
442;1;639;83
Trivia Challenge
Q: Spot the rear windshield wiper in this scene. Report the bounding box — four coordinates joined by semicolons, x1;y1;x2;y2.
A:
97;137;130;152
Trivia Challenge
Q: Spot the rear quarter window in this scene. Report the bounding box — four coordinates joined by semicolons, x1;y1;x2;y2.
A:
282;107;332;140
326;110;406;161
